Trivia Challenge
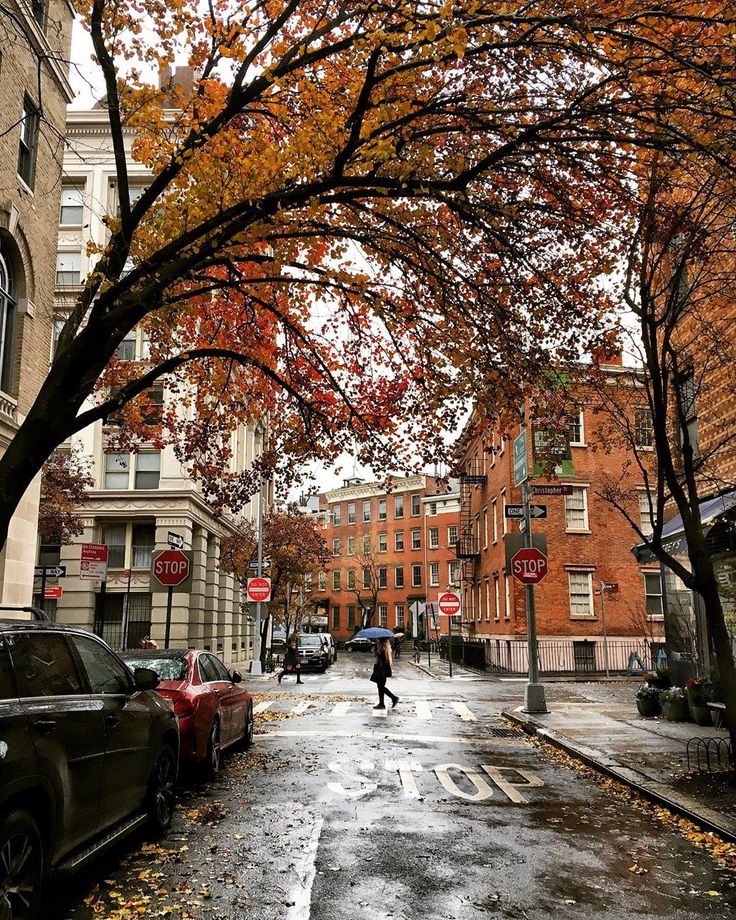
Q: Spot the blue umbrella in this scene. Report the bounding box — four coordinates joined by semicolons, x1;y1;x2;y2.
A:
352;627;394;640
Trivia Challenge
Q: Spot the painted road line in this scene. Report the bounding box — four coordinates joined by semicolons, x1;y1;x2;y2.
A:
332;701;352;717
372;706;388;719
415;701;433;721
254;701;273;715
291;700;315;715
451;702;477;722
285;815;324;920
258;729;520;747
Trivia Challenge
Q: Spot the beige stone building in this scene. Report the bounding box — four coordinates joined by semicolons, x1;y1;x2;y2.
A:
44;95;269;667
0;0;75;602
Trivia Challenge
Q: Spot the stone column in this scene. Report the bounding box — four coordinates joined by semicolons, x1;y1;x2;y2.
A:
188;525;208;647
203;534;220;652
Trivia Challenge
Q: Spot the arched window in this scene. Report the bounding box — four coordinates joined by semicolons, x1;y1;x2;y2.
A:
0;246;17;395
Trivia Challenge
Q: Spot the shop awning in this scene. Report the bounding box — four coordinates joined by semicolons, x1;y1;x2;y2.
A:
633;489;736;562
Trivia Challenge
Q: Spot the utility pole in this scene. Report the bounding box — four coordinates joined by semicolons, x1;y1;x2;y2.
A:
251;472;265;675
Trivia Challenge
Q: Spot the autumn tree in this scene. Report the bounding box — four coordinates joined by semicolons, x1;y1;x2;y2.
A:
589;155;736;755
220;508;330;664
1;1;735;555
37;448;95;547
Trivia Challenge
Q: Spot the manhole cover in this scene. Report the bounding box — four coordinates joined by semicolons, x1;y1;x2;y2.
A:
489;727;524;738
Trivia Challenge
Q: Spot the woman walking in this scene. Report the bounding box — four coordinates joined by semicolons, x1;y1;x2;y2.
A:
278;638;303;685
371;638;399;709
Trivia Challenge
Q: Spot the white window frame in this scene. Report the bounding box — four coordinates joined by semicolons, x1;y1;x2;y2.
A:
60;183;85;226
363;499;371;523
411;564;422;587
638;490;654;536
492;499;498;544
504;572;510;620
644;570;664;619
411;528;421;550
494;574;500;621
482;506;488;549
447;525;458;547
429;562;440;587
501;489;508;535
411;493;421;517
395;566;404;588
394;530;404;551
332;537;341;556
485;578;491;622
429;526;439;549
378;532;388;553
567;410;585;446
568;570;595;618
565;486;589;532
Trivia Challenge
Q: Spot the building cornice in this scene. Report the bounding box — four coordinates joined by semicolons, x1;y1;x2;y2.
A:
324;475;427;503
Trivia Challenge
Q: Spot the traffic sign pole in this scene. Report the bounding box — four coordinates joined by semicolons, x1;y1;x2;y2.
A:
522;476;548;714
164;586;173;648
251;474;265;676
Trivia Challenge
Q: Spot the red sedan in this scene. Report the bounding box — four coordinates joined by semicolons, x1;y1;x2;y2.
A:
122;648;253;776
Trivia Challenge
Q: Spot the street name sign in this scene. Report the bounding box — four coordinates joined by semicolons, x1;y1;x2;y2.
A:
34;565;66;578
437;591;461;616
513;430;528;486
531;484;574;496
151;549;194;591
504;504;547;520
511;548;549;585
247;576;272;603
80;542;109;581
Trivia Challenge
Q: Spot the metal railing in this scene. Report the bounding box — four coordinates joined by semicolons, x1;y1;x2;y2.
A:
440;637;666;677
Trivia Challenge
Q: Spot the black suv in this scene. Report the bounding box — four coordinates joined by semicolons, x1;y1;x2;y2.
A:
0;611;179;918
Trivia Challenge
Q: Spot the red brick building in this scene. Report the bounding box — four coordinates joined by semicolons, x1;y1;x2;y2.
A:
316;475;460;643
454;359;664;670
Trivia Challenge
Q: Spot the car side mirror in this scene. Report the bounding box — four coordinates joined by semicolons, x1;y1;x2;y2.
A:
134;667;160;691
231;670;242;684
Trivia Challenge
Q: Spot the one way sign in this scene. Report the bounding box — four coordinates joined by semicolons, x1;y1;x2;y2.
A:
504;504;547;520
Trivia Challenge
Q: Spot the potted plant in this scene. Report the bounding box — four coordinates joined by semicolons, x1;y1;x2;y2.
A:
659;686;690;721
686;677;712;726
636;684;662;717
646;668;672;691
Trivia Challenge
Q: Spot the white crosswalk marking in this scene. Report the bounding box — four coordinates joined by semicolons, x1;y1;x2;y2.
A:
291;700;315;715
415;701;433;721
372;706;388;719
332;701;352;717
254;701;272;715
451;702;477;722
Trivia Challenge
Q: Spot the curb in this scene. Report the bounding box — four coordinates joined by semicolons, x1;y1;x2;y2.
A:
503;709;736;844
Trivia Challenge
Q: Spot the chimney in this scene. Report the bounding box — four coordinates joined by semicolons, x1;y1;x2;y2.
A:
158;64;173;90
158;65;197;108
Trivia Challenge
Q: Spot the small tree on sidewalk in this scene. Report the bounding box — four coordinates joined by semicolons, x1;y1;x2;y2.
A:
343;547;384;630
592;153;736;757
37;448;95;547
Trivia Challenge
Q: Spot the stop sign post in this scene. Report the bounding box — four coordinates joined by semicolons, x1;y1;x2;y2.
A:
510;548;548;585
150;549;194;647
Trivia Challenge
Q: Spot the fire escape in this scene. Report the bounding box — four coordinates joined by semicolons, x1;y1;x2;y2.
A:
455;459;486;585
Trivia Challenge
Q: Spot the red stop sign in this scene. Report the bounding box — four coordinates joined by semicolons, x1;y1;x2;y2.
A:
152;549;191;586
511;548;549;585
437;591;461;616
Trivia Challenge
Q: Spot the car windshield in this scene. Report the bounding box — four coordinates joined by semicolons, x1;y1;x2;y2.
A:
299;636;322;647
124;657;188;681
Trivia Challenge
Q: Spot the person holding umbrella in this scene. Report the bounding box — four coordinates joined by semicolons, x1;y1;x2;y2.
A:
372;637;399;709
278;638;303;685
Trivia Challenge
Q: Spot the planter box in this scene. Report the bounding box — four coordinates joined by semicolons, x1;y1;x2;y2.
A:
636;697;661;718
661;698;690;721
689;704;712;727
709;702;726;729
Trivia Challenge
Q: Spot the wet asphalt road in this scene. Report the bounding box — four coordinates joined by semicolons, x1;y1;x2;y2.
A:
55;656;736;919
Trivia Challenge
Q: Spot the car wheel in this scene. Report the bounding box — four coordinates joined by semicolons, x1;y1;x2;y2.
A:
0;810;43;920
242;704;254;750
147;746;177;836
204;720;222;778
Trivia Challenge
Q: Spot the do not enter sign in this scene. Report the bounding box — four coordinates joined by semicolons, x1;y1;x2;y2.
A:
151;549;193;591
247;576;272;603
511;548;549;585
437;591;461;616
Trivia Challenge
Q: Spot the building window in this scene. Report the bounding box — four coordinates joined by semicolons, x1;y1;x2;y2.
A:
485;579;491;621
492;499;498;544
634;408;654;449
131;522;155;567
56;251;81;286
477;583;482;621
379;604;388;628
347;569;355;589
318;572;326;592
378;532;388;553
430;563;440;587
645;572;663;617
494;574;500;620
567;410;584;446
565;487;589;531
395;603;405;629
104;452;130;489
394;495;404;519
482;507;488;549
363;500;371;523
378;567;387;589
378;498;387;521
395;566;404;588
347;502;356;524
411;529;421;550
60;184;85;225
31;0;47;28
412;564;422;587
504;572;510;619
411;494;421;516
362;534;371;553
395;530;404;551
17;96;39;188
449;560;461;586
134;452;160;489
568;571;594;617
102;523;126;569
501;489;508;535
332;570;341;590
332;538;341;556
332;504;341;526
0;248;17;395
348;605;356;628
332;606;340;629
116;329;136;361
448;525;457;547
347;536;355;555
639;492;654;536
429;527;439;549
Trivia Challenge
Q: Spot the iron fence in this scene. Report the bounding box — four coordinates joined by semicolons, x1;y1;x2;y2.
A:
440;636;666;677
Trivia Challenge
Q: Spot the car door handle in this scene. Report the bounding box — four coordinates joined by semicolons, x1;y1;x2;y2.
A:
104;714;121;729
33;719;57;734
